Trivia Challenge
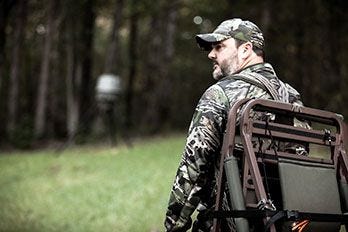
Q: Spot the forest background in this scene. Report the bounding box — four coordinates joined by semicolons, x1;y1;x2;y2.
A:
1;0;348;149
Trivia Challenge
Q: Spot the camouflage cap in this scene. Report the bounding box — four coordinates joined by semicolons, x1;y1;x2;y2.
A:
196;18;264;51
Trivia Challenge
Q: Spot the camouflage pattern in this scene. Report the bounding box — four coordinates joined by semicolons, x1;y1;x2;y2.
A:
196;18;265;51
164;63;305;232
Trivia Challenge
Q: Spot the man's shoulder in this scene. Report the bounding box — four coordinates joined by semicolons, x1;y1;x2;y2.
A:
216;75;254;92
202;83;229;103
205;78;251;96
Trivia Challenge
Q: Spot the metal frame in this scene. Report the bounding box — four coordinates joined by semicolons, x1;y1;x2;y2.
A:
213;99;348;232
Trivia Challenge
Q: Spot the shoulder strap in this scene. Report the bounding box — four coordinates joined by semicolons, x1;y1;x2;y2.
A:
231;73;281;101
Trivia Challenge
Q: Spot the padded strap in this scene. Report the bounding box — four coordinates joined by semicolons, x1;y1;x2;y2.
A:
232;73;280;101
231;72;291;103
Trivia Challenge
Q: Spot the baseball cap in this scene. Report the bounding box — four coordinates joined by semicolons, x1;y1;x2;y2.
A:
195;18;264;51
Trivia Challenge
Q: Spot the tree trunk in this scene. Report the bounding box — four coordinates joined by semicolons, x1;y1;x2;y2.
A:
142;13;160;132
260;0;271;39
65;12;79;142
79;0;95;137
326;0;348;115
7;0;27;137
0;0;10;140
125;0;138;131
104;0;124;74
34;0;57;138
0;0;16;91
64;0;95;142
156;0;179;129
48;11;64;138
142;0;179;133
66;45;81;141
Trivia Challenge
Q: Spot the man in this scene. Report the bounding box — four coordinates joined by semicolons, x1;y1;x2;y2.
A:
164;18;305;232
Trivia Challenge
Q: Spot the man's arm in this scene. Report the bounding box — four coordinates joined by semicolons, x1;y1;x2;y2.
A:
164;85;229;231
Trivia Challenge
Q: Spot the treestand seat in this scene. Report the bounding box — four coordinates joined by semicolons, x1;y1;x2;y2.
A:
212;99;348;232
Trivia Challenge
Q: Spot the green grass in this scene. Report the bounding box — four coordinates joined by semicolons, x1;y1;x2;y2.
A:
0;134;185;232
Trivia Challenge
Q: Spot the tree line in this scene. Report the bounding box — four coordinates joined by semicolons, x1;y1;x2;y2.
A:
1;0;347;148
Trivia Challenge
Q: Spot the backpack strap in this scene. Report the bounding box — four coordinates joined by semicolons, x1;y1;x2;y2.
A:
231;73;282;101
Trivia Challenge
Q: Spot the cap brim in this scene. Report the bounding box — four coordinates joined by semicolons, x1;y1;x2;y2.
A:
195;33;230;51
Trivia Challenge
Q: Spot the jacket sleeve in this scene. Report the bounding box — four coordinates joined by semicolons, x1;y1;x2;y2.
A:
164;85;229;231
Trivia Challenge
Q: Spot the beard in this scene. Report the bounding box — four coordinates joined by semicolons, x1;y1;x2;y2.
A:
212;53;239;80
212;64;225;80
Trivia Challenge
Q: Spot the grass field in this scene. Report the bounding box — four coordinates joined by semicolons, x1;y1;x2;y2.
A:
0;134;185;232
1;135;347;232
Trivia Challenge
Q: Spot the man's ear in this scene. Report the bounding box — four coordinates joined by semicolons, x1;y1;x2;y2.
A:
239;42;253;59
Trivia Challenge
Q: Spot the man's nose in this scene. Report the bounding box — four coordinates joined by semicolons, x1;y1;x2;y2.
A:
208;49;216;60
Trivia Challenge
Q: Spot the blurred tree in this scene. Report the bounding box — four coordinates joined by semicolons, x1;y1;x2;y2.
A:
64;0;96;142
34;0;58;138
79;0;96;138
324;0;348;117
0;0;16;91
141;0;180;133
125;0;138;131
1;0;348;148
104;0;124;74
65;2;80;142
0;0;17;142
7;0;27;138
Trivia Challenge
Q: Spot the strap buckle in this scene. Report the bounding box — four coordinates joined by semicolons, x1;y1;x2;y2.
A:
257;198;277;211
286;210;299;220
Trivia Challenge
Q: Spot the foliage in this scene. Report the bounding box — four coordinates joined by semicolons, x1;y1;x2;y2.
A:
1;0;348;148
0;134;185;231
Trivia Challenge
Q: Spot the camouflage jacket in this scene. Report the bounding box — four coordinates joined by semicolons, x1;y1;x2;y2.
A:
164;63;304;232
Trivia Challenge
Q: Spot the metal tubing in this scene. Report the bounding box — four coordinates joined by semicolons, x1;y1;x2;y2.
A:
224;156;249;232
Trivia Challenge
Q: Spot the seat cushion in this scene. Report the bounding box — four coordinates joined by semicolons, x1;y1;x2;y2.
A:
278;158;341;232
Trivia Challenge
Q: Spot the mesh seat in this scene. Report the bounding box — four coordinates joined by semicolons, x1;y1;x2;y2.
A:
279;158;341;231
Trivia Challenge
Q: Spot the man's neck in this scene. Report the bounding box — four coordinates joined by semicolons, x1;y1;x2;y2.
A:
233;57;264;75
240;54;264;70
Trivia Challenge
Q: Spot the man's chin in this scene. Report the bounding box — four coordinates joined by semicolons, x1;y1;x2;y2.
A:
212;71;224;80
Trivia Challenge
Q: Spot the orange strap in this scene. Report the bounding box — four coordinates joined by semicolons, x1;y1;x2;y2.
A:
291;220;310;232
